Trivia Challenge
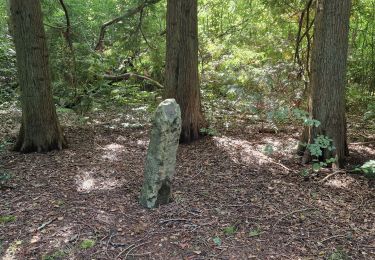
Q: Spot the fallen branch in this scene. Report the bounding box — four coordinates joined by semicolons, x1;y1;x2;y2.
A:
319;170;346;183
124;242;151;259
36;217;58;232
349;141;375;145
319;234;346;244
159;218;192;225
116;244;135;259
101;73;164;89
95;0;161;51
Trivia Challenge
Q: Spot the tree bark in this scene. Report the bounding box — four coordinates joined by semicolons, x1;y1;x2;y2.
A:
10;0;67;153
165;0;205;143
300;0;351;168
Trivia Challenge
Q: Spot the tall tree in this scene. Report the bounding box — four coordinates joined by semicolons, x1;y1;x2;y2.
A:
10;0;67;153
165;0;205;143
300;0;351;167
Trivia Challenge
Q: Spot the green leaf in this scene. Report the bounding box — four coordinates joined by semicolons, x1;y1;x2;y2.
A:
80;239;95;249
212;237;222;246
249;228;261;237
361;160;375;179
223;226;237;235
0;215;16;224
312;163;321;172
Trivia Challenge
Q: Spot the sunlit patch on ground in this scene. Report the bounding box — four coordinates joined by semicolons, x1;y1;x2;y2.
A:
325;176;357;189
349;144;375;156
254;136;299;157
101;143;125;161
96;210;115;225
136;139;149;148
2;240;22;260
213;136;272;166
76;171;121;192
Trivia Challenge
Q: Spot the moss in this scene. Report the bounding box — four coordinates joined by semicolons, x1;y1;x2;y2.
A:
79;239;95;249
0;215;16;224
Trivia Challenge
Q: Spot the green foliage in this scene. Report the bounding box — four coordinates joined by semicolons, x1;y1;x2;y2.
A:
364;102;375;121
42;250;67;260
79;239;95;249
300;168;310;178
0;215;16;224
293;109;321;127
0;171;11;188
328;249;349;260
0;0;373;121
223;226;237;236
0;139;11;153
360;160;375;179
200;127;218;136
212;236;222;246
249;227;261;237
263;144;274;155
307;135;335;158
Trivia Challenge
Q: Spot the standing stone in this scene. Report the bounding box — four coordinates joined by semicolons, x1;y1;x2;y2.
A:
139;99;181;208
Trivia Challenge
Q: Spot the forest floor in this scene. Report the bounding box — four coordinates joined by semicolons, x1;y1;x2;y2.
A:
0;103;375;260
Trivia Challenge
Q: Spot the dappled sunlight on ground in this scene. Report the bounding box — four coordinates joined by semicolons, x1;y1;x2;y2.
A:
2;240;21;260
213;136;296;172
1;109;374;259
96;210;116;225
76;170;121;193
325;175;357;189
136;139;149;148
213;136;270;167
349;144;375;156
254;136;299;157
100;143;125;161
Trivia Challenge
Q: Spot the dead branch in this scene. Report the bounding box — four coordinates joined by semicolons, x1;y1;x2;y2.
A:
101;73;164;89
349;141;375;145
95;0;161;51
319;234;346;243
58;0;78;92
58;0;73;50
124;242;151;259
294;0;314;78
159;218;192;224
36;217;58;232
319;170;346;183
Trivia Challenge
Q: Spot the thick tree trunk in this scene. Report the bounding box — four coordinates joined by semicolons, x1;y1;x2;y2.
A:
300;0;351;168
165;0;205;143
10;0;67;153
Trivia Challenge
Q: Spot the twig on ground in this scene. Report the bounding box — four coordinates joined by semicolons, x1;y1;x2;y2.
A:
271;161;296;172
319;234;346;243
126;252;152;257
124;242;151;259
36;217;58;231
349;141;375;145
319;170;346;183
273;208;316;230
116;244;135;259
159;218;192;225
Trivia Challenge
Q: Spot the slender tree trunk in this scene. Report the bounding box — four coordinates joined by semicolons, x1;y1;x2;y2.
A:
10;0;67;153
300;0;351;168
165;0;205;143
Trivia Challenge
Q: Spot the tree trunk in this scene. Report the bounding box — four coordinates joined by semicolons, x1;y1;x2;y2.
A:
10;0;67;153
300;0;351;168
165;0;205;143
